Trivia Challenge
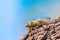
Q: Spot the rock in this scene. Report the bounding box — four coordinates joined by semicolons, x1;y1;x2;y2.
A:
20;17;60;40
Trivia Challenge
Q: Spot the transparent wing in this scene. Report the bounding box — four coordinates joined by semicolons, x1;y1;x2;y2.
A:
40;17;51;20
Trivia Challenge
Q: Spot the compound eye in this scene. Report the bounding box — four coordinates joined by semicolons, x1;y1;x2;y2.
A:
26;23;29;27
26;21;33;27
28;21;33;26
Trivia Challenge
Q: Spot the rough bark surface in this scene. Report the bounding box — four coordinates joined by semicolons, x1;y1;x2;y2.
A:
20;17;60;40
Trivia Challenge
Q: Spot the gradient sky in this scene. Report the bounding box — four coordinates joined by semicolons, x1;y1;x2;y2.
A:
0;0;60;40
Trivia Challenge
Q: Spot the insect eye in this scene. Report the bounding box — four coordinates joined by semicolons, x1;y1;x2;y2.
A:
26;23;29;27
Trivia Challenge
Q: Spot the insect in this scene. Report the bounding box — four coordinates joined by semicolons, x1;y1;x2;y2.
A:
26;17;51;30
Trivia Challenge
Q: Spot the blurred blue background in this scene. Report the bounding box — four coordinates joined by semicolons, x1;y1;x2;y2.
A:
0;0;60;40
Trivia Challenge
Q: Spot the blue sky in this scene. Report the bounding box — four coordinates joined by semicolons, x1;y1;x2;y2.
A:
0;0;60;40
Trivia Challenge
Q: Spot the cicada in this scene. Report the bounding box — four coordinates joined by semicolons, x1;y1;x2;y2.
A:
26;17;51;30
